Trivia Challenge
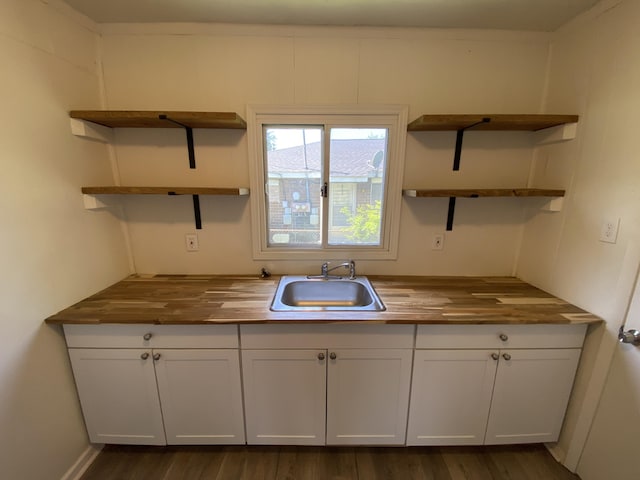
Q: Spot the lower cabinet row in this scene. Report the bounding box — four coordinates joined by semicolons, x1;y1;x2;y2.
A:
64;324;585;447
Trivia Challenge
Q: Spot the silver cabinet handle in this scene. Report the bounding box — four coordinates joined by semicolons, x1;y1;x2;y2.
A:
499;333;508;342
491;353;499;360
153;353;161;361
317;352;325;360
329;352;337;360
143;333;153;341
140;352;150;360
502;353;512;361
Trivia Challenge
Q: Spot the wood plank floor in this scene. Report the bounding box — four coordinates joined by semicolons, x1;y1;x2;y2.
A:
80;444;581;480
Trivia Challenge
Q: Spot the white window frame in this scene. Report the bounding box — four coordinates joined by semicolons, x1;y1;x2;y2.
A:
247;105;407;261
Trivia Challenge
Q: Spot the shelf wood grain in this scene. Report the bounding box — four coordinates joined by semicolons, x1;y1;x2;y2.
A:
407;114;578;132
81;186;250;196
403;189;565;198
70;110;247;129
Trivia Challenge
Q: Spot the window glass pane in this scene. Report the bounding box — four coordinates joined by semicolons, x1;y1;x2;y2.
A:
330;183;356;227
264;126;323;246
328;128;387;246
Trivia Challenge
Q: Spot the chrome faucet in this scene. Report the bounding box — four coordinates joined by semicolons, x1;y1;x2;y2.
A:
320;260;356;280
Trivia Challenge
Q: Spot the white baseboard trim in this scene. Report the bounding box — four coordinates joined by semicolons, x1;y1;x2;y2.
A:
60;444;104;480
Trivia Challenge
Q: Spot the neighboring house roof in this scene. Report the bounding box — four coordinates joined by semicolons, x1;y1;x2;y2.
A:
266;139;386;178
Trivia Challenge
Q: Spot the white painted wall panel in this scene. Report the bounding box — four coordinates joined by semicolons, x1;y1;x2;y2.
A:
98;25;551;276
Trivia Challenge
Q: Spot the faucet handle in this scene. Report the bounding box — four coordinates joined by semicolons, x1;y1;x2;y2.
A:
348;259;356;279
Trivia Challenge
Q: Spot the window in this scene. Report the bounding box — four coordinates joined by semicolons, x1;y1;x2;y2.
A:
248;106;407;260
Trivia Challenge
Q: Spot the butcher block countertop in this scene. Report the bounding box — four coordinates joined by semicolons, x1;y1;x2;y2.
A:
44;275;602;325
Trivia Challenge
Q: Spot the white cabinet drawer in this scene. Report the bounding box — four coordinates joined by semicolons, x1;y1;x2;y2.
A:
415;324;587;349
240;324;415;349
64;324;239;348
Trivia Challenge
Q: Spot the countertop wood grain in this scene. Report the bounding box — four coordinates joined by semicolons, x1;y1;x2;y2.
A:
44;275;601;325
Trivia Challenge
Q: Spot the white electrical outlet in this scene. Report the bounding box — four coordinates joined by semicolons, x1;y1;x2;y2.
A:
432;234;444;250
600;218;620;244
185;234;199;251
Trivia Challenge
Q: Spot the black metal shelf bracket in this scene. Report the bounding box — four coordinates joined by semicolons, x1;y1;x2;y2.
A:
446;197;456;231
447;117;490;230
445;194;480;231
166;192;202;229
192;195;202;230
453;117;491;171
159;114;196;169
160;114;201;229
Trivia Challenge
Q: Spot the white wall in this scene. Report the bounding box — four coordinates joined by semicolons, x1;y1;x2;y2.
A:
517;0;640;476
0;1;131;479
98;24;553;276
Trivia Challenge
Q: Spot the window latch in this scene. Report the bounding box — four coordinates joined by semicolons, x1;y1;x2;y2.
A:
321;182;328;198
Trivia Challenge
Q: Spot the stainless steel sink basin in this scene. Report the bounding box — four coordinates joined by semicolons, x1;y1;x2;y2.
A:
270;275;386;312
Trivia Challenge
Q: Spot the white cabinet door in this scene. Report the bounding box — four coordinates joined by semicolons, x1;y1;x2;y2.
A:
407;349;498;446
154;349;245;445
326;349;412;445
485;348;582;444
67;348;166;445
242;349;327;445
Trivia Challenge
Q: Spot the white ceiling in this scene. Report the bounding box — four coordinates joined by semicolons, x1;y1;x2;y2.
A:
62;0;600;32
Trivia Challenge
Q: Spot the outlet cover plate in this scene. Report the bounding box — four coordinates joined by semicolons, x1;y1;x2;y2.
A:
185;234;199;251
432;234;444;250
600;218;620;244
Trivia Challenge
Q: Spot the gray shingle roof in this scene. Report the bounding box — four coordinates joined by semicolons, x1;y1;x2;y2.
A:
266;139;386;177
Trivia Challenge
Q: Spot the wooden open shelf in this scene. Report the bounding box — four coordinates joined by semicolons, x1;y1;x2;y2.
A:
70;110;247;129
404;188;565;231
82;186;250;196
407;114;578;132
404;114;576;230
72;111;249;229
403;189;565;198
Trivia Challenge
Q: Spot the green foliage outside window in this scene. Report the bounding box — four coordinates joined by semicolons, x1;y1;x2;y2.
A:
340;201;382;244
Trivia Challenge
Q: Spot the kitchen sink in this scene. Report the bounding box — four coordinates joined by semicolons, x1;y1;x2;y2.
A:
270;275;386;312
